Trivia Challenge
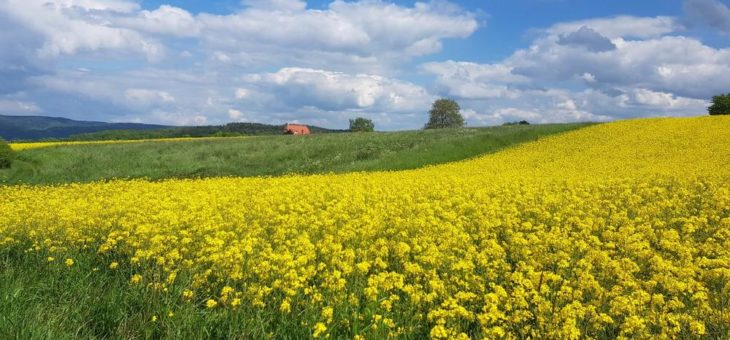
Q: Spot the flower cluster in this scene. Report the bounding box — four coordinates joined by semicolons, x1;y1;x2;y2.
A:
1;116;729;338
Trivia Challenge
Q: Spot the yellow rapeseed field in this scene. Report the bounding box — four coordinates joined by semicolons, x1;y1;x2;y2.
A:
1;116;729;338
9;136;248;151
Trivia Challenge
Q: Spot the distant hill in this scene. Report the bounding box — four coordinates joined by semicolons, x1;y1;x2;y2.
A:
69;122;344;141
0;115;344;141
0;115;168;141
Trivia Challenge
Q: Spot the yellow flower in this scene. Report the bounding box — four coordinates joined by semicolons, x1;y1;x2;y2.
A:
130;274;142;284
47;256;55;262
321;306;334;323
280;300;291;313
64;258;74;267
109;262;119;270
312;322;327;338
150;315;157;322
206;299;217;309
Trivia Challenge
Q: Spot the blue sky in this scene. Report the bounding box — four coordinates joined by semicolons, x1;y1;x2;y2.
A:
1;0;729;129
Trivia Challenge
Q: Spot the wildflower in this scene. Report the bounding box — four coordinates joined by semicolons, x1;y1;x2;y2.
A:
47;256;55;262
130;274;142;284
109;262;119;270
64;258;74;267
312;322;327;338
206;299;217;309
280;300;291;313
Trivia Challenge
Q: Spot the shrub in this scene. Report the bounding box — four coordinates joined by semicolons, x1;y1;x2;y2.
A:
503;120;531;126
0;137;13;169
425;98;465;129
349;117;375;132
708;93;730;115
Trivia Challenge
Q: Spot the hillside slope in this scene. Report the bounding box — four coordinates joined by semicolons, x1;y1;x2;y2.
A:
0;115;168;141
1;123;588;184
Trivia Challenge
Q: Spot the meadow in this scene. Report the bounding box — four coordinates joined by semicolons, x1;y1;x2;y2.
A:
1;123;585;185
1;116;729;339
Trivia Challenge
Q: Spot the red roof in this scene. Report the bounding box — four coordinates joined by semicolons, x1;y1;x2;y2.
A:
283;123;311;135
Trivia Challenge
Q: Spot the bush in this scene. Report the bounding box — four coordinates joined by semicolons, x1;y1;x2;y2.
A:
349;117;375;132
709;93;730;115
425;98;465;129
0;137;13;169
503;120;531;126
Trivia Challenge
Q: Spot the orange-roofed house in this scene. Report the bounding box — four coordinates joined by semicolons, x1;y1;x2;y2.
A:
283;123;311;135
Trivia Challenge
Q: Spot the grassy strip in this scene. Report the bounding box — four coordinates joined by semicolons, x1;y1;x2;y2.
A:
0;123;589;185
0;245;423;339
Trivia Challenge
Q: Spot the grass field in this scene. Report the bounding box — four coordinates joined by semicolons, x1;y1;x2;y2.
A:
1;123;587;185
1;117;729;339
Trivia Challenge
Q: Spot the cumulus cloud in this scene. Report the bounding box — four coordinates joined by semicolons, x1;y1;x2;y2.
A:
547;15;680;39
0;0;163;60
0;100;42;114
191;1;477;69
238;67;433;113
684;0;730;33
557;26;616;52
423;15;721;125
125;89;176;105
421;61;527;99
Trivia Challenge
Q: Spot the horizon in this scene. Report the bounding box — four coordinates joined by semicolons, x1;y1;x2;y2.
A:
1;0;728;131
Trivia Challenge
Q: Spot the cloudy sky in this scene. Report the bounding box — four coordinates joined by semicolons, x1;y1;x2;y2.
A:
1;0;729;129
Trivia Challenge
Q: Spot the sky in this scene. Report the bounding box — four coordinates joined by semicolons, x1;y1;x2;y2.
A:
1;0;729;130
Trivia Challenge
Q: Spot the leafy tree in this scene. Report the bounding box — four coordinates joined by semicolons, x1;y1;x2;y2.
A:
425;98;465;129
0;137;14;169
709;94;730;115
349;117;375;132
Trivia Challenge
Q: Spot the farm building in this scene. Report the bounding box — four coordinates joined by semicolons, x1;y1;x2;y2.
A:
283;123;311;135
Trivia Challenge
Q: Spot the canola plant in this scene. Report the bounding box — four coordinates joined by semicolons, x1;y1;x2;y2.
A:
1;116;729;338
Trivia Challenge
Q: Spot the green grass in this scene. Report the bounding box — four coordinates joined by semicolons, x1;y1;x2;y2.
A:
0;245;332;339
0;123;590;185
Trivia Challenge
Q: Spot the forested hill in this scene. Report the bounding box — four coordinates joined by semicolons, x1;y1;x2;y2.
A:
0;115;168;141
0;115;343;141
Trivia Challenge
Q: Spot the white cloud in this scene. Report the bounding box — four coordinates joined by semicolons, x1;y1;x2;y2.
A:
422;61;527;99
228;109;248;121
239;67;433;112
125;89;175;104
0;0;163;60
242;0;307;12
117;5;200;37
423;15;721;125
193;0;478;70
0;100;41;114
546;15;680;39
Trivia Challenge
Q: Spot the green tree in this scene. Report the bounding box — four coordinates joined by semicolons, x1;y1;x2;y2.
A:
349;117;375;132
425;98;465;129
709;94;730;115
0;137;14;169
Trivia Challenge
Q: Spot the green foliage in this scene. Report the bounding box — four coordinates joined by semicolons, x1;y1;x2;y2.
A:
0;137;13;169
68;123;345;141
349;117;375;132
709;94;730;115
0;123;590;185
425;98;465;129
503;120;531;126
